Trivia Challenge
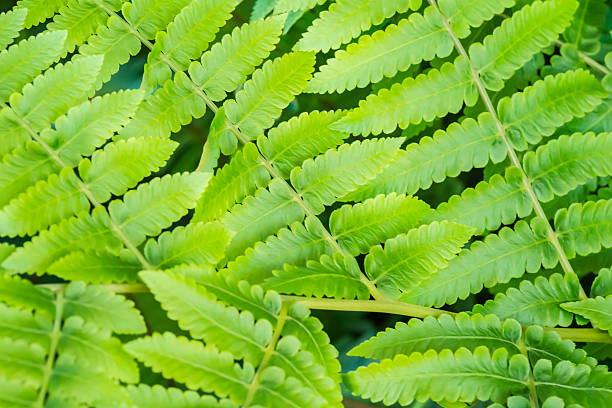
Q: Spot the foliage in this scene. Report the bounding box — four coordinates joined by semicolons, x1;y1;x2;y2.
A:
0;0;611;407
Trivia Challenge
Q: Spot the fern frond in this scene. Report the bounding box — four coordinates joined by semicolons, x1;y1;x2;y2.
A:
79;15;142;86
107;172;208;245
127;384;236;408
0;25;66;102
567;96;611;134
401;218;557;307
0;89;144;207
143;0;240;91
228;216;332;283
592;268;612;297
0;54;103;155
0;9;29;54
533;359;612;406
291;138;405;213
224;51;316;140
47;250;141;283
562;296;612;335
265;252;370;299
0;337;45;387
144;222;231;269
470;0;578;90
222;178;305;259
0;274;55;316
15;0;68;28
344;347;529;405
499;69;607;150
275;0;328;13
563;0;608;55
474;273;581;326
193;143;270;224
258;110;348;178
365;221;473;298
189;15;285;102
330;193;431;256
555;199;612;258
121;0;192;40
332;56;477;135
116;72;206;140
295;0;419;53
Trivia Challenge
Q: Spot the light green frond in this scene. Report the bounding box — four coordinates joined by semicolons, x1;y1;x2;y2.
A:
470;0;578;90
365;221;473;298
330;193;432;256
2;207;121;274
108;172;208;245
47;0;119;53
291;138;405;213
0;274;55;317
194;143;270;224
0;337;45;386
523;325;596;367
0;30;67;103
344;347;529;406
0;54;103;155
265;252;369;299
125;332;253;403
62;281;146;334
79;15;142;87
143;0;240;90
401;218;557;307
121;0;192;40
295;0;419;53
228;216;332;283
499;69;607;150
562;296;612;335
117;72;206;140
306;6;451;93
189;16;285;102
47;250;141;283
224;51;316;140
524;132;612;202
58;316;139;382
141;270;273;364
15;0;68;28
434;167;531;233
0;243;15;273
251;0;277;20
0;8;27;49
592;268;612;297
473;273;581;326
341;113;503;202
0;304;52;347
349;313;522;360
563;0;608;55
555;199;612;258
0;89;144;207
258;110;348;178
332;56;477;135
0;379;37;408
144;222;231;269
222;178;305;260
275;0;328;13
533;359;612;406
127;384;237;408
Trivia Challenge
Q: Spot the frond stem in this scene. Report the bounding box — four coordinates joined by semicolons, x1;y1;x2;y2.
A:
242;302;289;408
429;0;587;300
35;288;65;407
94;4;385;300
554;39;611;75
0;102;153;270
518;336;540;408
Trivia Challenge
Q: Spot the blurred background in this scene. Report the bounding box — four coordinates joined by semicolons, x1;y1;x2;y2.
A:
1;0;610;406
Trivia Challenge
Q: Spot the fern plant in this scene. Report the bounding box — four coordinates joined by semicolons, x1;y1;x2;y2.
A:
0;0;611;407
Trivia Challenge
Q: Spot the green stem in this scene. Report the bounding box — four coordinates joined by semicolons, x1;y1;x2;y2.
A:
242;303;288;408
429;0;587;300
518;336;540;408
35;288;65;407
554;40;610;75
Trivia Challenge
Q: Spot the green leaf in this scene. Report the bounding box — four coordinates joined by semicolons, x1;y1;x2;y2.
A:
555;199;612;258
291;138;405;214
473;273;581;327
121;0;192;40
344;347;529;405
190;15;285;102
470;0;579;90
15;0;68;28
330;193;432;256
365;221;473;298
265;252;370;299
332;56;477;135
127;384;237;408
0;8;27;50
224;51;316;140
0;274;55;317
562;296;612;335
275;0;327;13
0;337;45;387
47;250;141;284
592;268;612;297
